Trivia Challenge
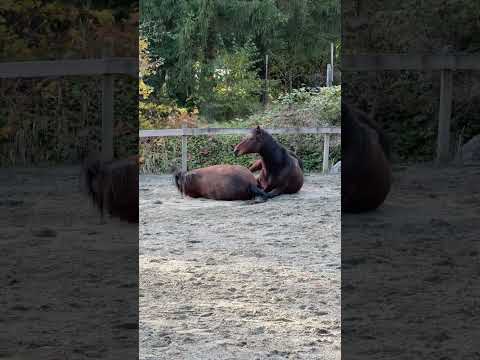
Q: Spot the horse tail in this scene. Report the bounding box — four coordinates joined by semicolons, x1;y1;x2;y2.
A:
173;170;186;195
81;157;104;216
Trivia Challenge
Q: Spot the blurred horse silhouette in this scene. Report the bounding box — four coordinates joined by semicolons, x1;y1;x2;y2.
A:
342;102;392;212
82;155;139;223
174;165;271;201
233;126;304;198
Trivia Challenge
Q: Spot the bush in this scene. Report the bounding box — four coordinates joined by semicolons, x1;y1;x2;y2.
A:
250;86;341;128
140;85;341;173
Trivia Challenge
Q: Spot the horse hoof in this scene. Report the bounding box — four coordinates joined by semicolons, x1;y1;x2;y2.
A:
246;197;267;205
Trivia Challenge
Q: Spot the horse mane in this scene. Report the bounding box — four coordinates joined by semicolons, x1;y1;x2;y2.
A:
343;102;391;160
256;127;304;169
257;127;286;156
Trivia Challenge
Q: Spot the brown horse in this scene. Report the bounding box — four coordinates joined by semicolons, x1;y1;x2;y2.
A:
342;101;392;213
82;156;139;223
174;165;271;201
233;126;304;197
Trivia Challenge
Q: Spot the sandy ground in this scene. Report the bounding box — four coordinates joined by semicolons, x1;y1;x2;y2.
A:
0;167;138;360
342;163;480;359
140;174;341;360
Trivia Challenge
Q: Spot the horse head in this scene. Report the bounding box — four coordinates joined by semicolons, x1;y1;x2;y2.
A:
233;126;267;156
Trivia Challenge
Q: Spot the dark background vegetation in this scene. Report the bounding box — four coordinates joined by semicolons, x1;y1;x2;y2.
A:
342;1;480;162
0;1;138;166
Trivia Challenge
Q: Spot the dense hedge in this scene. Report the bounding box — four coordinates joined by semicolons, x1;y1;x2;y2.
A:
140;133;341;174
343;72;480;162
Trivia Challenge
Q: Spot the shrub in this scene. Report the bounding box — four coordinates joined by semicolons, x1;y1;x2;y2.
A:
140;85;342;173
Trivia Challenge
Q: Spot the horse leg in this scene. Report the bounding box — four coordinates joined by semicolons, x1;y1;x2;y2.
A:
247;185;271;204
264;187;285;199
249;160;263;173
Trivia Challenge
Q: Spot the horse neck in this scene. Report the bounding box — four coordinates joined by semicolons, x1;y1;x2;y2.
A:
343;103;390;160
259;136;285;169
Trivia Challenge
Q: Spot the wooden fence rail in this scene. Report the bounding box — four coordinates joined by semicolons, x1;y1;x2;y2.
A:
0;57;138;161
0;58;138;78
343;53;480;165
140;126;341;173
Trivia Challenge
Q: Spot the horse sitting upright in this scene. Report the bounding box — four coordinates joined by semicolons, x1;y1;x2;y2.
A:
233;126;304;197
342;101;392;212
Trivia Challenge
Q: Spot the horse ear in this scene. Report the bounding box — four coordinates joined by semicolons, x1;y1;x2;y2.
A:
255;126;262;136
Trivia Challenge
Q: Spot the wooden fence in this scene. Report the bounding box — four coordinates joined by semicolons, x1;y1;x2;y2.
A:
140;126;341;173
343;53;480;165
0;57;138;161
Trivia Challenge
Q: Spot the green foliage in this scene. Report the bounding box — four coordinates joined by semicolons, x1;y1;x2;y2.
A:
277;88;312;105
200;42;263;121
140;0;341;122
140;88;341;173
253;86;341;128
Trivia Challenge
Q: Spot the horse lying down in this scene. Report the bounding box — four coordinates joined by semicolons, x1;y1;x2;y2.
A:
82;156;139;223
174;165;272;202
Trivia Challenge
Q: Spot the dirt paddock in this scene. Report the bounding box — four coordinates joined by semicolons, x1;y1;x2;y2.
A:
0;166;138;359
140;174;341;360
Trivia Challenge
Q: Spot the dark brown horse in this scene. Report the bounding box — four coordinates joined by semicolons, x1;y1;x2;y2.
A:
342;101;392;213
174;165;271;201
233;126;304;197
82;156;139;223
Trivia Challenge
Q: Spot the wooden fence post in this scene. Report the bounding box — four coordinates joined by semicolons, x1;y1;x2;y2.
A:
101;40;114;161
326;64;333;87
436;68;453;165
181;122;188;172
323;134;330;173
262;54;269;107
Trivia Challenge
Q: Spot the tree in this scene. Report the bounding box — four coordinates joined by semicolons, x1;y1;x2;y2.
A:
139;0;340;121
